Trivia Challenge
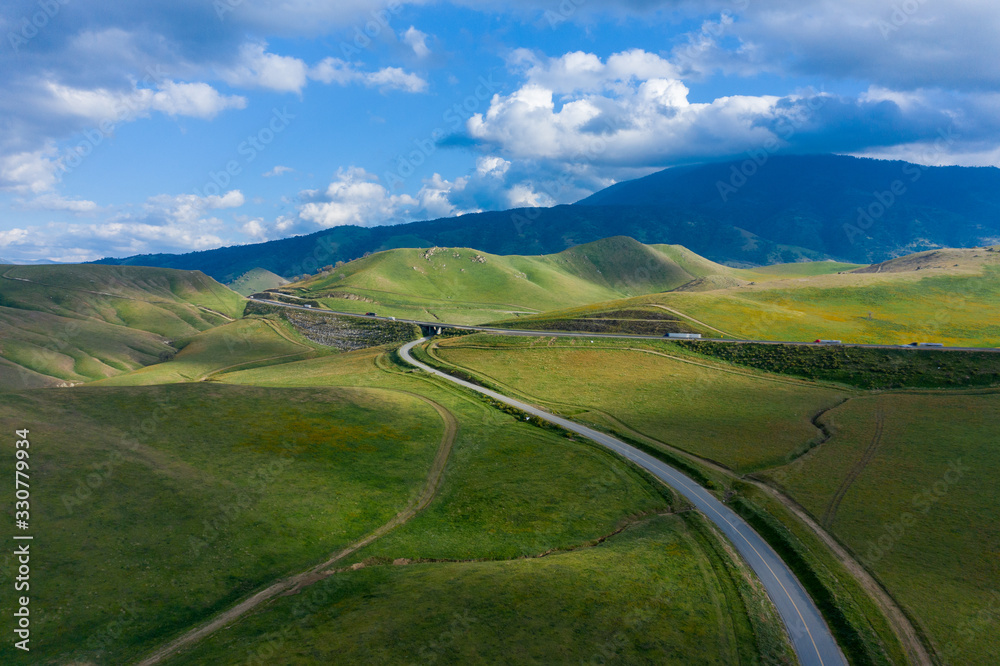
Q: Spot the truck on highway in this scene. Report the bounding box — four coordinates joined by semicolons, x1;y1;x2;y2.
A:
814;339;842;344
904;342;945;348
665;332;702;339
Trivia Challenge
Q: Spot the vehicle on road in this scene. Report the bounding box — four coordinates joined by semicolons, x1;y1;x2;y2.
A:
365;312;377;316
665;332;702;339
814;339;842;344
903;342;945;347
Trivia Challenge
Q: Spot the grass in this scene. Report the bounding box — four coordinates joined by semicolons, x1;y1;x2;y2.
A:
681;341;1000;389
430;334;847;473
283;236;844;325
162;514;795;666
495;248;1000;348
762;392;1000;665
0;264;245;386
92;316;325;386
417;334;924;664
0;383;444;664
210;347;798;663
226;267;289;296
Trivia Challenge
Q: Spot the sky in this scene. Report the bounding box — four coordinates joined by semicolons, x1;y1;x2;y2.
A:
1;0;998;263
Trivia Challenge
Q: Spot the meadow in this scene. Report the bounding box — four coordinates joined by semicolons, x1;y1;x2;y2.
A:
423;333;998;665
763;392;1000;665
430;334;848;473
0;383;444;664
156;345;798;664
497;248;1000;348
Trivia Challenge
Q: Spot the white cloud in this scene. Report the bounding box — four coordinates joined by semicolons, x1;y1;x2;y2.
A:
240;218;270;239
263;165;294;177
511;48;681;94
402;27;431;58
298;167;418;228
0;229;29;248
0;147;62;194
221;43;310;94
364;67;428;93
22;194;100;214
42;79;247;123
309;58;428;93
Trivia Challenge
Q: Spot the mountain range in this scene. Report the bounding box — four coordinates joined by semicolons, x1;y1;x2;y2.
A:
94;154;1000;282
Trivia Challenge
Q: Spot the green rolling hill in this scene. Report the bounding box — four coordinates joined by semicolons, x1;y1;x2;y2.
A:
493;246;1000;347
0;264;245;388
226;267;290;297
277;236;857;325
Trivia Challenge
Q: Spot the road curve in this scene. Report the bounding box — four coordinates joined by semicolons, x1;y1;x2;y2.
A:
398;337;847;666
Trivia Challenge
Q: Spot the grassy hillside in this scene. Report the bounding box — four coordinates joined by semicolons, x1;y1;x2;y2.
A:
762;392;1000;665
226;267;290;296
0;264;245;387
92;316;324;386
0;384;445;664
277;236;856;325
497;246;1000;347
2;340;799;664
199;345;796;664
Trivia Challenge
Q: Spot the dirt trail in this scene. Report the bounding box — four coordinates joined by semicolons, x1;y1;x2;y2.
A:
754;482;932;666
820;402;885;528
424;339;931;666
647;304;736;337
198;320;315;381
134;393;458;666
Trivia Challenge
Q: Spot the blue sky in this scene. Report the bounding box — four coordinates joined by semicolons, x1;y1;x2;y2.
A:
1;0;998;262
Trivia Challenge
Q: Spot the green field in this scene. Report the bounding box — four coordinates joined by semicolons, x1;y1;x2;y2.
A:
183;346;796;663
424;333;999;664
430;334;847;473
0;264;245;387
503;248;1000;348
162;513;793;666
0;383;445;664
763;392;1000;665
0;340;798;664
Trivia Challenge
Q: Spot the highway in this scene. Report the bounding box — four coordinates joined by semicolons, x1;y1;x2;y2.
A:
398;337;848;666
249;296;1000;352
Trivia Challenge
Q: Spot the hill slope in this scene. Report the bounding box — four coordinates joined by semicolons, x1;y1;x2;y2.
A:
0;264;245;387
226;267;290;296
495;246;1000;347
279;236;800;324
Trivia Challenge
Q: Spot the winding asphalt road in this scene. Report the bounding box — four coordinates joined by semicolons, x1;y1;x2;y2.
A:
398;337;848;666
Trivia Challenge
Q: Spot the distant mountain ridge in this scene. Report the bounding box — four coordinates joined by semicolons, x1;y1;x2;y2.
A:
95;154;1000;281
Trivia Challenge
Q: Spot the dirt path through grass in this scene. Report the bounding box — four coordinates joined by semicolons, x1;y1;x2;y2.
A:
134;392;458;666
648;304;736;337
820;401;885;529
